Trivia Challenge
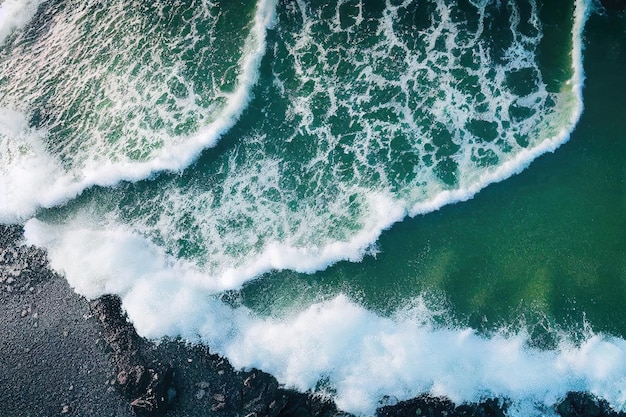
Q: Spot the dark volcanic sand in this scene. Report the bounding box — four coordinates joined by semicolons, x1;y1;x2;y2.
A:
0;225;132;417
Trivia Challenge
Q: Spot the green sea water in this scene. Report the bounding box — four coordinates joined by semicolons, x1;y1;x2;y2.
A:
242;7;626;340
238;4;626;339
242;15;626;337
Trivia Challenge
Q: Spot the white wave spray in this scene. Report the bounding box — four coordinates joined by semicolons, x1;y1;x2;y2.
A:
0;0;46;44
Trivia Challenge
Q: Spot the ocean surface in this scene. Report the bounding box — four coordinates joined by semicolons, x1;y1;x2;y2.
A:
1;0;625;415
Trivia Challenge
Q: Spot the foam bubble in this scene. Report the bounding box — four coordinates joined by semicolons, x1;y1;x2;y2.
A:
0;0;46;45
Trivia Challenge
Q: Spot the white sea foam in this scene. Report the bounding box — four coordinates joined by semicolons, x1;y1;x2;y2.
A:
273;0;587;222
0;0;277;222
408;0;588;216
0;0;46;44
0;108;74;222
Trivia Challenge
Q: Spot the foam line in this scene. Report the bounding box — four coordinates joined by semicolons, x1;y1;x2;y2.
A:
0;0;278;223
20;192;404;294
224;297;626;416
408;0;588;216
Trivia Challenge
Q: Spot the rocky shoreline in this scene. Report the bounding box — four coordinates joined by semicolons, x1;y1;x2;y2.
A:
0;224;623;417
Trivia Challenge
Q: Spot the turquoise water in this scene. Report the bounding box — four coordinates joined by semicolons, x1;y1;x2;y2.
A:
1;0;625;415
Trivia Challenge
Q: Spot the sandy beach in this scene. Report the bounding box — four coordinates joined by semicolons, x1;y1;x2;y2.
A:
0;225;132;416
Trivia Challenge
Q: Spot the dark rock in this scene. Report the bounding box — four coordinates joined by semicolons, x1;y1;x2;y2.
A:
91;295;142;358
90;295;176;416
130;367;176;416
469;398;507;417
554;392;622;417
0;225;24;247
277;392;342;417
0;225;52;295
241;369;281;415
377;395;508;417
377;395;457;417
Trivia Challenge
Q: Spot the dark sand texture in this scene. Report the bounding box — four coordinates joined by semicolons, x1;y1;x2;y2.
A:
0;225;132;417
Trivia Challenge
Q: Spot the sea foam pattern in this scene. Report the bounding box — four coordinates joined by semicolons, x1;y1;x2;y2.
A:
4;0;620;416
98;0;585;288
0;0;277;221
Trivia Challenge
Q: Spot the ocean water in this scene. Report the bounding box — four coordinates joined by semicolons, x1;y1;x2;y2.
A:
1;0;625;415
